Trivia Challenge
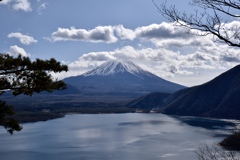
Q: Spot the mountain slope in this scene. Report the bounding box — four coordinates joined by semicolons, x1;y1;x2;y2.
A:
162;64;240;119
63;60;185;97
126;92;171;110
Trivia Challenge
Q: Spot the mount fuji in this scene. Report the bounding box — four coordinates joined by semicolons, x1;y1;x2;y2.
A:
63;60;185;97
0;60;185;118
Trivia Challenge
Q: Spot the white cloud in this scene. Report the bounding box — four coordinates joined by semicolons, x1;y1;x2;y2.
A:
218;20;240;45
8;32;37;45
50;23;192;43
37;2;47;15
13;0;31;11
153;35;215;48
8;45;30;57
0;0;32;11
51;26;118;43
133;23;218;50
138;21;240;49
135;22;191;40
47;22;212;48
114;25;136;40
50;25;135;43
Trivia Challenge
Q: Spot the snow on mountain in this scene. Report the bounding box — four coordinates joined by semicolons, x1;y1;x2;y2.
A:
63;60;185;96
83;60;154;78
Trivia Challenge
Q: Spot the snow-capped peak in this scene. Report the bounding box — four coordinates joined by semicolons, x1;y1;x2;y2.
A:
83;60;153;78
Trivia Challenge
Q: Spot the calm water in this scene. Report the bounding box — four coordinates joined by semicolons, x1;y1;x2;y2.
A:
0;113;236;160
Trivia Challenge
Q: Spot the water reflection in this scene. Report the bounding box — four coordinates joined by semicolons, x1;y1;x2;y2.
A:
175;116;235;129
0;113;235;160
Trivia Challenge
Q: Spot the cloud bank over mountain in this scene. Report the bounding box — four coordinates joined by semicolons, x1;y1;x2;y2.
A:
55;40;240;86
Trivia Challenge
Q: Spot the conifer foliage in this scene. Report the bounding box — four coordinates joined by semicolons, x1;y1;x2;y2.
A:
0;54;68;134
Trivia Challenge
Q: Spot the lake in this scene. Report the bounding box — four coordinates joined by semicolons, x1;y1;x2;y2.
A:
0;113;236;160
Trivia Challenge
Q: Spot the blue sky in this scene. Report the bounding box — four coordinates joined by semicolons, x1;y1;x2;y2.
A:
1;0;240;86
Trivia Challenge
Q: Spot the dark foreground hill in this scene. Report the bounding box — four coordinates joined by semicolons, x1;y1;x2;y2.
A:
162;64;240;119
128;64;240;119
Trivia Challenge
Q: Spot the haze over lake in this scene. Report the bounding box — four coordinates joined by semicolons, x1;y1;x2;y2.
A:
0;113;235;160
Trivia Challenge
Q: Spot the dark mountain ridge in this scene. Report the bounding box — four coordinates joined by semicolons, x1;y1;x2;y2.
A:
162;64;240;119
128;64;240;119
